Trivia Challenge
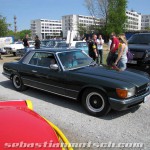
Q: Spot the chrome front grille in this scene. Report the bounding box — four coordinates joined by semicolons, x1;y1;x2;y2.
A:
4;47;12;51
136;84;148;96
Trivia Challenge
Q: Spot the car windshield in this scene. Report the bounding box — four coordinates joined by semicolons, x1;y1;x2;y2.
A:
55;42;69;48
46;40;63;47
41;40;50;47
75;42;88;48
128;34;150;44
57;50;92;70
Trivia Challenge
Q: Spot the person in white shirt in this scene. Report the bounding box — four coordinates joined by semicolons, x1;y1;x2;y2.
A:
97;35;104;64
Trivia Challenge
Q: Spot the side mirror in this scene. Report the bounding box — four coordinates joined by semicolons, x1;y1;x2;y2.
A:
50;64;59;71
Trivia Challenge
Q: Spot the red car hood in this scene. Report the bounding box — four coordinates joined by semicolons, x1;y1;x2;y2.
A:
0;101;61;150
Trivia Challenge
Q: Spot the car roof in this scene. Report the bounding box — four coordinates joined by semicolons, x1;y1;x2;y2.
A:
135;33;150;35
30;48;81;53
71;41;86;46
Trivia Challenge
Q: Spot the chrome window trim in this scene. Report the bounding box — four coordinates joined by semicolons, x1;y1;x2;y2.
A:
22;51;62;71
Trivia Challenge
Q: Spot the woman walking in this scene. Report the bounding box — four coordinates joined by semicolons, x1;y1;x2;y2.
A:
114;35;128;71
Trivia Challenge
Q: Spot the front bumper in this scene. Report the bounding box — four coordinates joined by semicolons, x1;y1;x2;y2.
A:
109;89;150;111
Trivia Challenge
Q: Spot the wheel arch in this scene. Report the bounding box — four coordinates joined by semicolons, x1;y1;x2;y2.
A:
10;70;19;80
77;85;108;101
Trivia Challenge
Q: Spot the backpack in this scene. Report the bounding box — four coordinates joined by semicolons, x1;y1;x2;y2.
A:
127;49;133;62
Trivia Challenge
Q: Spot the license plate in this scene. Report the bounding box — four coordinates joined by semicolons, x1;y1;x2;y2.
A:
128;60;137;64
144;94;150;103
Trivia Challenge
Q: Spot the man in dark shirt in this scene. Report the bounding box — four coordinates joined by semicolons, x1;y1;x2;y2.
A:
88;34;98;63
35;35;40;49
23;34;29;48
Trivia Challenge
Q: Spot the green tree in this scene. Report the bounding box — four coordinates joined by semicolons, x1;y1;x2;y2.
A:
106;0;127;35
0;15;10;36
7;29;31;41
19;30;31;40
84;0;127;35
77;23;88;37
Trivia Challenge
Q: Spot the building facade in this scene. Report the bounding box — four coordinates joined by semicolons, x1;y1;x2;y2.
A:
31;19;62;40
125;10;141;31
62;14;104;39
31;10;142;40
141;15;150;30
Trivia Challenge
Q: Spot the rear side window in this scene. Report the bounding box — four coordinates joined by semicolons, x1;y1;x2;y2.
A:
28;52;56;67
22;51;35;64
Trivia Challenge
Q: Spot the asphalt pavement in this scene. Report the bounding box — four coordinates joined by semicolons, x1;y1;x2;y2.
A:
0;63;150;150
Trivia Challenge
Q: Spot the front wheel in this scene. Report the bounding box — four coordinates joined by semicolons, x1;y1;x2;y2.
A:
12;74;27;91
82;89;111;117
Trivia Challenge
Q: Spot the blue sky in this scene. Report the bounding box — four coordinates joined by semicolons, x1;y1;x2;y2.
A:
0;0;149;31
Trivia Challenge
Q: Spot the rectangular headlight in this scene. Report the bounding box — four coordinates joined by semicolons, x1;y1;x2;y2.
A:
127;87;136;97
116;87;135;99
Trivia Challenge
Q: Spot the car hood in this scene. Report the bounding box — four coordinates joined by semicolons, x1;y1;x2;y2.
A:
128;44;150;51
0;103;60;149
74;65;149;87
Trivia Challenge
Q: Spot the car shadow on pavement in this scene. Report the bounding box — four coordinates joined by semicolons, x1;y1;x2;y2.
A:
0;80;141;120
101;106;140;120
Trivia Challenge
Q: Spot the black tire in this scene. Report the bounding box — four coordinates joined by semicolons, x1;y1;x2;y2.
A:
12;74;27;91
82;88;111;117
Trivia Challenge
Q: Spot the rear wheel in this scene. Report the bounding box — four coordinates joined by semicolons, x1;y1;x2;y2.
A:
82;89;111;116
12;74;27;91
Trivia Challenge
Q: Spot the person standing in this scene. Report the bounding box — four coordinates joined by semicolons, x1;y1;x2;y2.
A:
106;32;119;66
35;35;40;49
23;34;30;48
114;35;128;71
0;52;2;60
88;34;98;63
97;34;104;64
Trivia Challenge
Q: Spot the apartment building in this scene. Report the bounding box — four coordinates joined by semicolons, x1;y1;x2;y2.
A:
62;14;104;38
141;15;150;30
125;10;141;31
31;10;142;40
31;19;62;40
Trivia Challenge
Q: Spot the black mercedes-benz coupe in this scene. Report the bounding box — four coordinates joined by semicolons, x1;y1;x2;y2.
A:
3;49;150;116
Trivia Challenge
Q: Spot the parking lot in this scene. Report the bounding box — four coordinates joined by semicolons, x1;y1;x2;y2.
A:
0;57;150;150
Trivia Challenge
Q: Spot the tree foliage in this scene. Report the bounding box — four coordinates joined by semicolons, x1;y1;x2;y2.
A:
7;29;31;41
0;15;10;37
77;24;88;37
106;0;127;35
84;0;127;35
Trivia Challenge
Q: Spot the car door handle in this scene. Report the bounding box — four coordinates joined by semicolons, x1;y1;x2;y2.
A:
32;70;37;73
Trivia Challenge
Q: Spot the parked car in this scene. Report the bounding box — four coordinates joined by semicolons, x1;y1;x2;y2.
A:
54;41;69;48
71;41;88;54
40;39;52;48
3;42;24;56
0;100;73;150
28;40;35;47
127;33;150;73
3;49;150;116
0;47;7;54
16;41;35;57
16;47;34;57
45;40;64;48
